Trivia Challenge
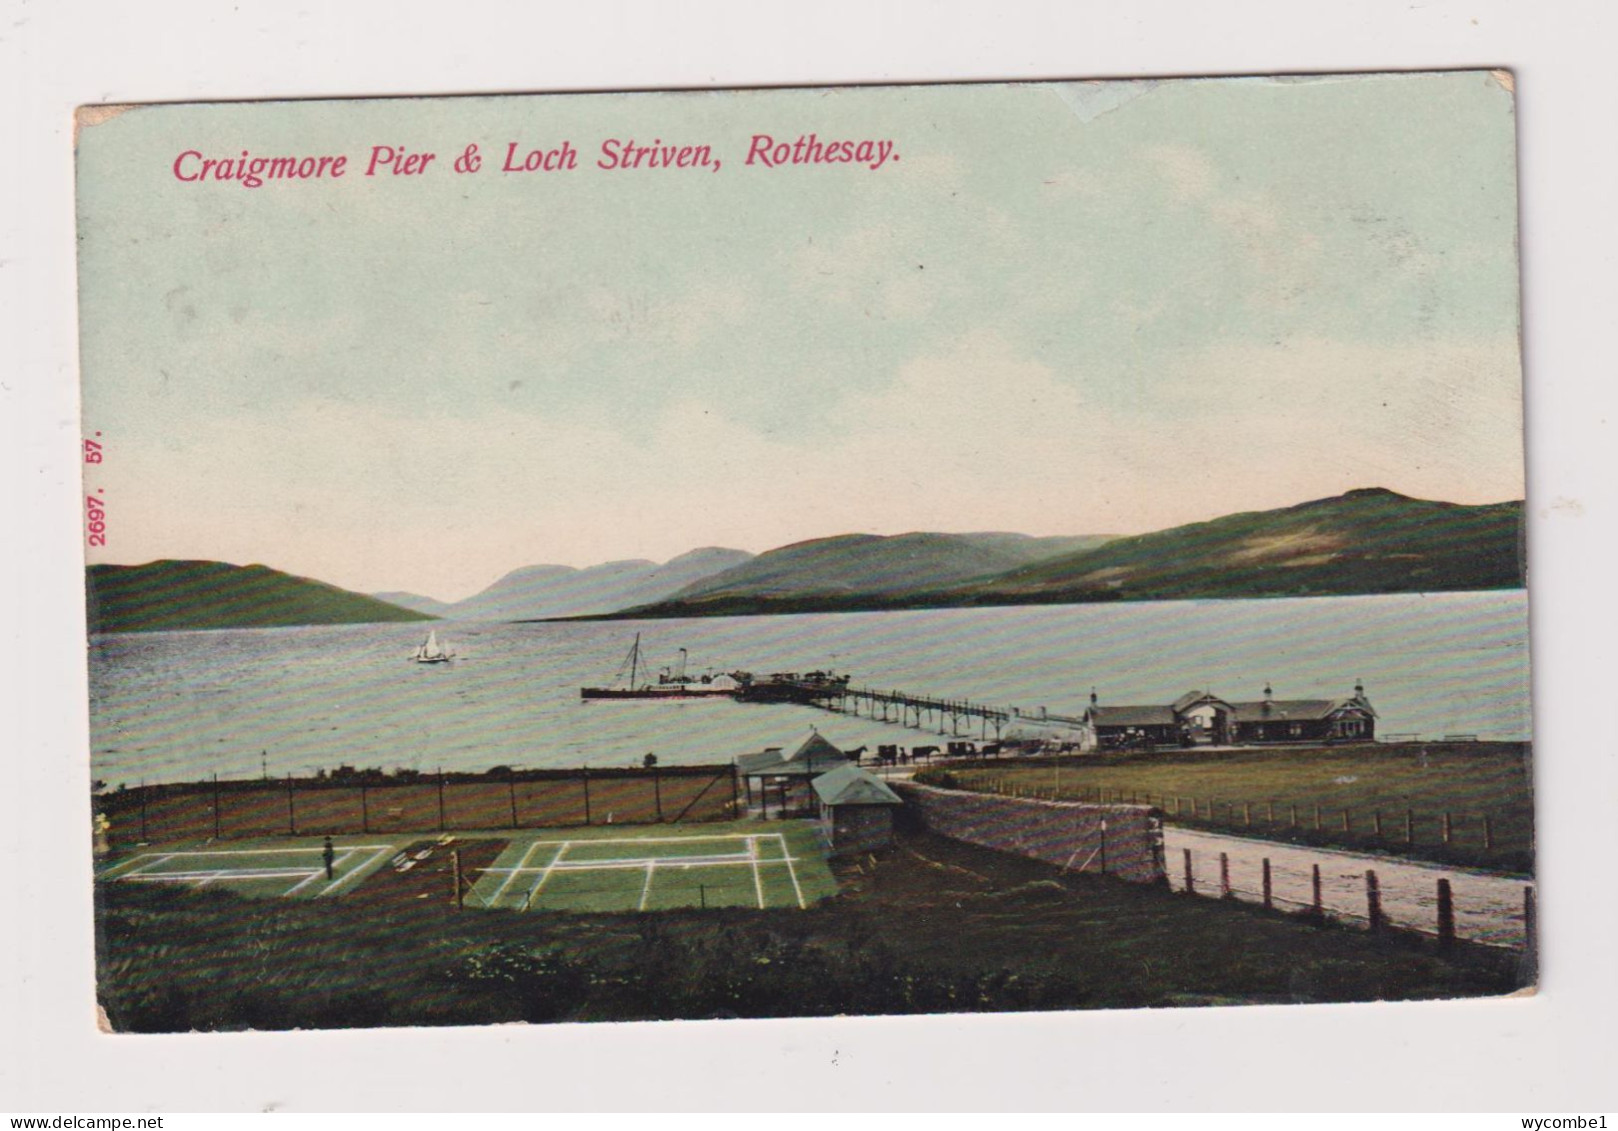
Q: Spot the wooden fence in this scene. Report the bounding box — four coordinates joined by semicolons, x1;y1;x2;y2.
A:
95;765;740;848
1175;845;1536;957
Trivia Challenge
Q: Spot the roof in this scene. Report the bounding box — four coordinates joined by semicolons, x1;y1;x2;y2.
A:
788;732;845;763
736;748;789;776
1172;690;1231;713
811;763;903;807
1230;699;1345;722
738;733;853;777
1087;705;1178;728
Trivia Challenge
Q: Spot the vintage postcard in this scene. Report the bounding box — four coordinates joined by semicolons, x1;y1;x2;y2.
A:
76;71;1531;1032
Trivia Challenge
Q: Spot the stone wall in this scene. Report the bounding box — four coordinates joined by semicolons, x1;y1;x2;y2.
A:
892;781;1165;885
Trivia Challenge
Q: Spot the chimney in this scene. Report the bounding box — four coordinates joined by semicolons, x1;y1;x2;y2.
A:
1090;687;1098;707
1354;679;1366;699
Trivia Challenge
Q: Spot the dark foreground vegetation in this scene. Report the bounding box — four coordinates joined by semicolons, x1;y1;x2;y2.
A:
919;742;1534;873
96;827;1527;1032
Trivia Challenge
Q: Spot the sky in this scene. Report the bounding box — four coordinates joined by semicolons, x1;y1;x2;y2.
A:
75;71;1524;602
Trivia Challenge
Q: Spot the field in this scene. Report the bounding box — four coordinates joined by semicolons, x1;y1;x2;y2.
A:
94;823;1526;1031
472;824;837;912
95;821;836;914
921;742;1533;872
97;838;402;899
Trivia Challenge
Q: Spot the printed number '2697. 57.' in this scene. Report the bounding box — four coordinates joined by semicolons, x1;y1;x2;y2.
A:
86;494;106;547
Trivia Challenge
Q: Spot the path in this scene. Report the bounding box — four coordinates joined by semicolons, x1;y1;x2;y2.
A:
1164;827;1533;948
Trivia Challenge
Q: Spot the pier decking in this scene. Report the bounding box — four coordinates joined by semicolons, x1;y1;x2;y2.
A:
809;686;1014;740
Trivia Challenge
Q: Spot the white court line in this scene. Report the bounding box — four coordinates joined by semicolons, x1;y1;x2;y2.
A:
128;869;318;883
775;833;807;909
99;854;161;881
517;834;761;848
522;841;570;912
749;836;764;909
487;839;547;908
484;854;804;875
128;853;178;879
134;845;390;858
638;861;656;911
485;854;750;873
316;845;395;897
284;850;356;896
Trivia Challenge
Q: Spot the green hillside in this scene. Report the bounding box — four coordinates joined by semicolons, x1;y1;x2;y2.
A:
956;488;1523;604
87;560;434;633
618;489;1523;618
633;531;1115;616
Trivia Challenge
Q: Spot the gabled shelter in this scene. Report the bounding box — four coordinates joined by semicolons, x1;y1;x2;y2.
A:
811;762;902;855
736;731;857;818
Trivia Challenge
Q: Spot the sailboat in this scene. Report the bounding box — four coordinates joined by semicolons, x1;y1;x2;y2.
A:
412;629;454;664
580;633;738;700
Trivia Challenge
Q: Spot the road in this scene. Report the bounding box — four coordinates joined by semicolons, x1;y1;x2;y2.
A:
1163;826;1533;949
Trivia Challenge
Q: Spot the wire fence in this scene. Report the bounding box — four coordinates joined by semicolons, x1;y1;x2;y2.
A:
938;774;1530;871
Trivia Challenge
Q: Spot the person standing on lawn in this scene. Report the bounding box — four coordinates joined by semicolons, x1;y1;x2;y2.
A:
322;836;336;880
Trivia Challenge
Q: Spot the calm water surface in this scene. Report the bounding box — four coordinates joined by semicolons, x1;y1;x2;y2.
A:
88;592;1530;787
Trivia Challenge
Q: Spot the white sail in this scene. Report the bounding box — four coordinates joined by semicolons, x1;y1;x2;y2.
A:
413;629;452;663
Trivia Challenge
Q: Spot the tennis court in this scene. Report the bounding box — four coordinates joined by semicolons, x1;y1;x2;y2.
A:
472;822;836;912
97;839;398;899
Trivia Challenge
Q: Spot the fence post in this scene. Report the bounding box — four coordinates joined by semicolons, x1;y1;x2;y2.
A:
1176;797;1183;817
287;773;296;835
1311;864;1323;917
452;849;462;910
1219;852;1231;899
1290;803;1298;828
212;773;221;839
1267;799;1275;824
1405;809;1415;846
1373;810;1382;838
582;768;592;825
437;767;446;831
1442;812;1452;844
1314;803;1322;831
1365;870;1382;933
1342;810;1351;834
1436;878;1455;949
1243;801;1251;827
653;763;663;822
1099;820;1108;874
139;788;147;841
731;765;740;816
508;771;519;829
1483;815;1494;851
1262;858;1273;909
1183;848;1194;894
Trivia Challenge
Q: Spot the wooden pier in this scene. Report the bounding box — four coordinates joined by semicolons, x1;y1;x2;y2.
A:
807;686;1014;741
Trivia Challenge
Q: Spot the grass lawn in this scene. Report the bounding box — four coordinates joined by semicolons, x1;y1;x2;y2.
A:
471;821;836;912
95;824;1526;1031
922;742;1532;872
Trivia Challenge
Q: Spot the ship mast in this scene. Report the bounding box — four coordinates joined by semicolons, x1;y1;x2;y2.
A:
629;633;640;690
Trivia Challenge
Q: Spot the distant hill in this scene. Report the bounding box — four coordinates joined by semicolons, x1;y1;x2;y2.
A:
617;489;1522;617
371;591;455;618
620;531;1115;616
87;561;433;633
954;488;1524;605
448;547;754;621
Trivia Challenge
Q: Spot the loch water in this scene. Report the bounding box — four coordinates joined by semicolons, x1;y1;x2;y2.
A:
88;591;1531;787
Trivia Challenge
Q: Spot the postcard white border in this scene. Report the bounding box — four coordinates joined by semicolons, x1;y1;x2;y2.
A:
5;0;1617;1113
